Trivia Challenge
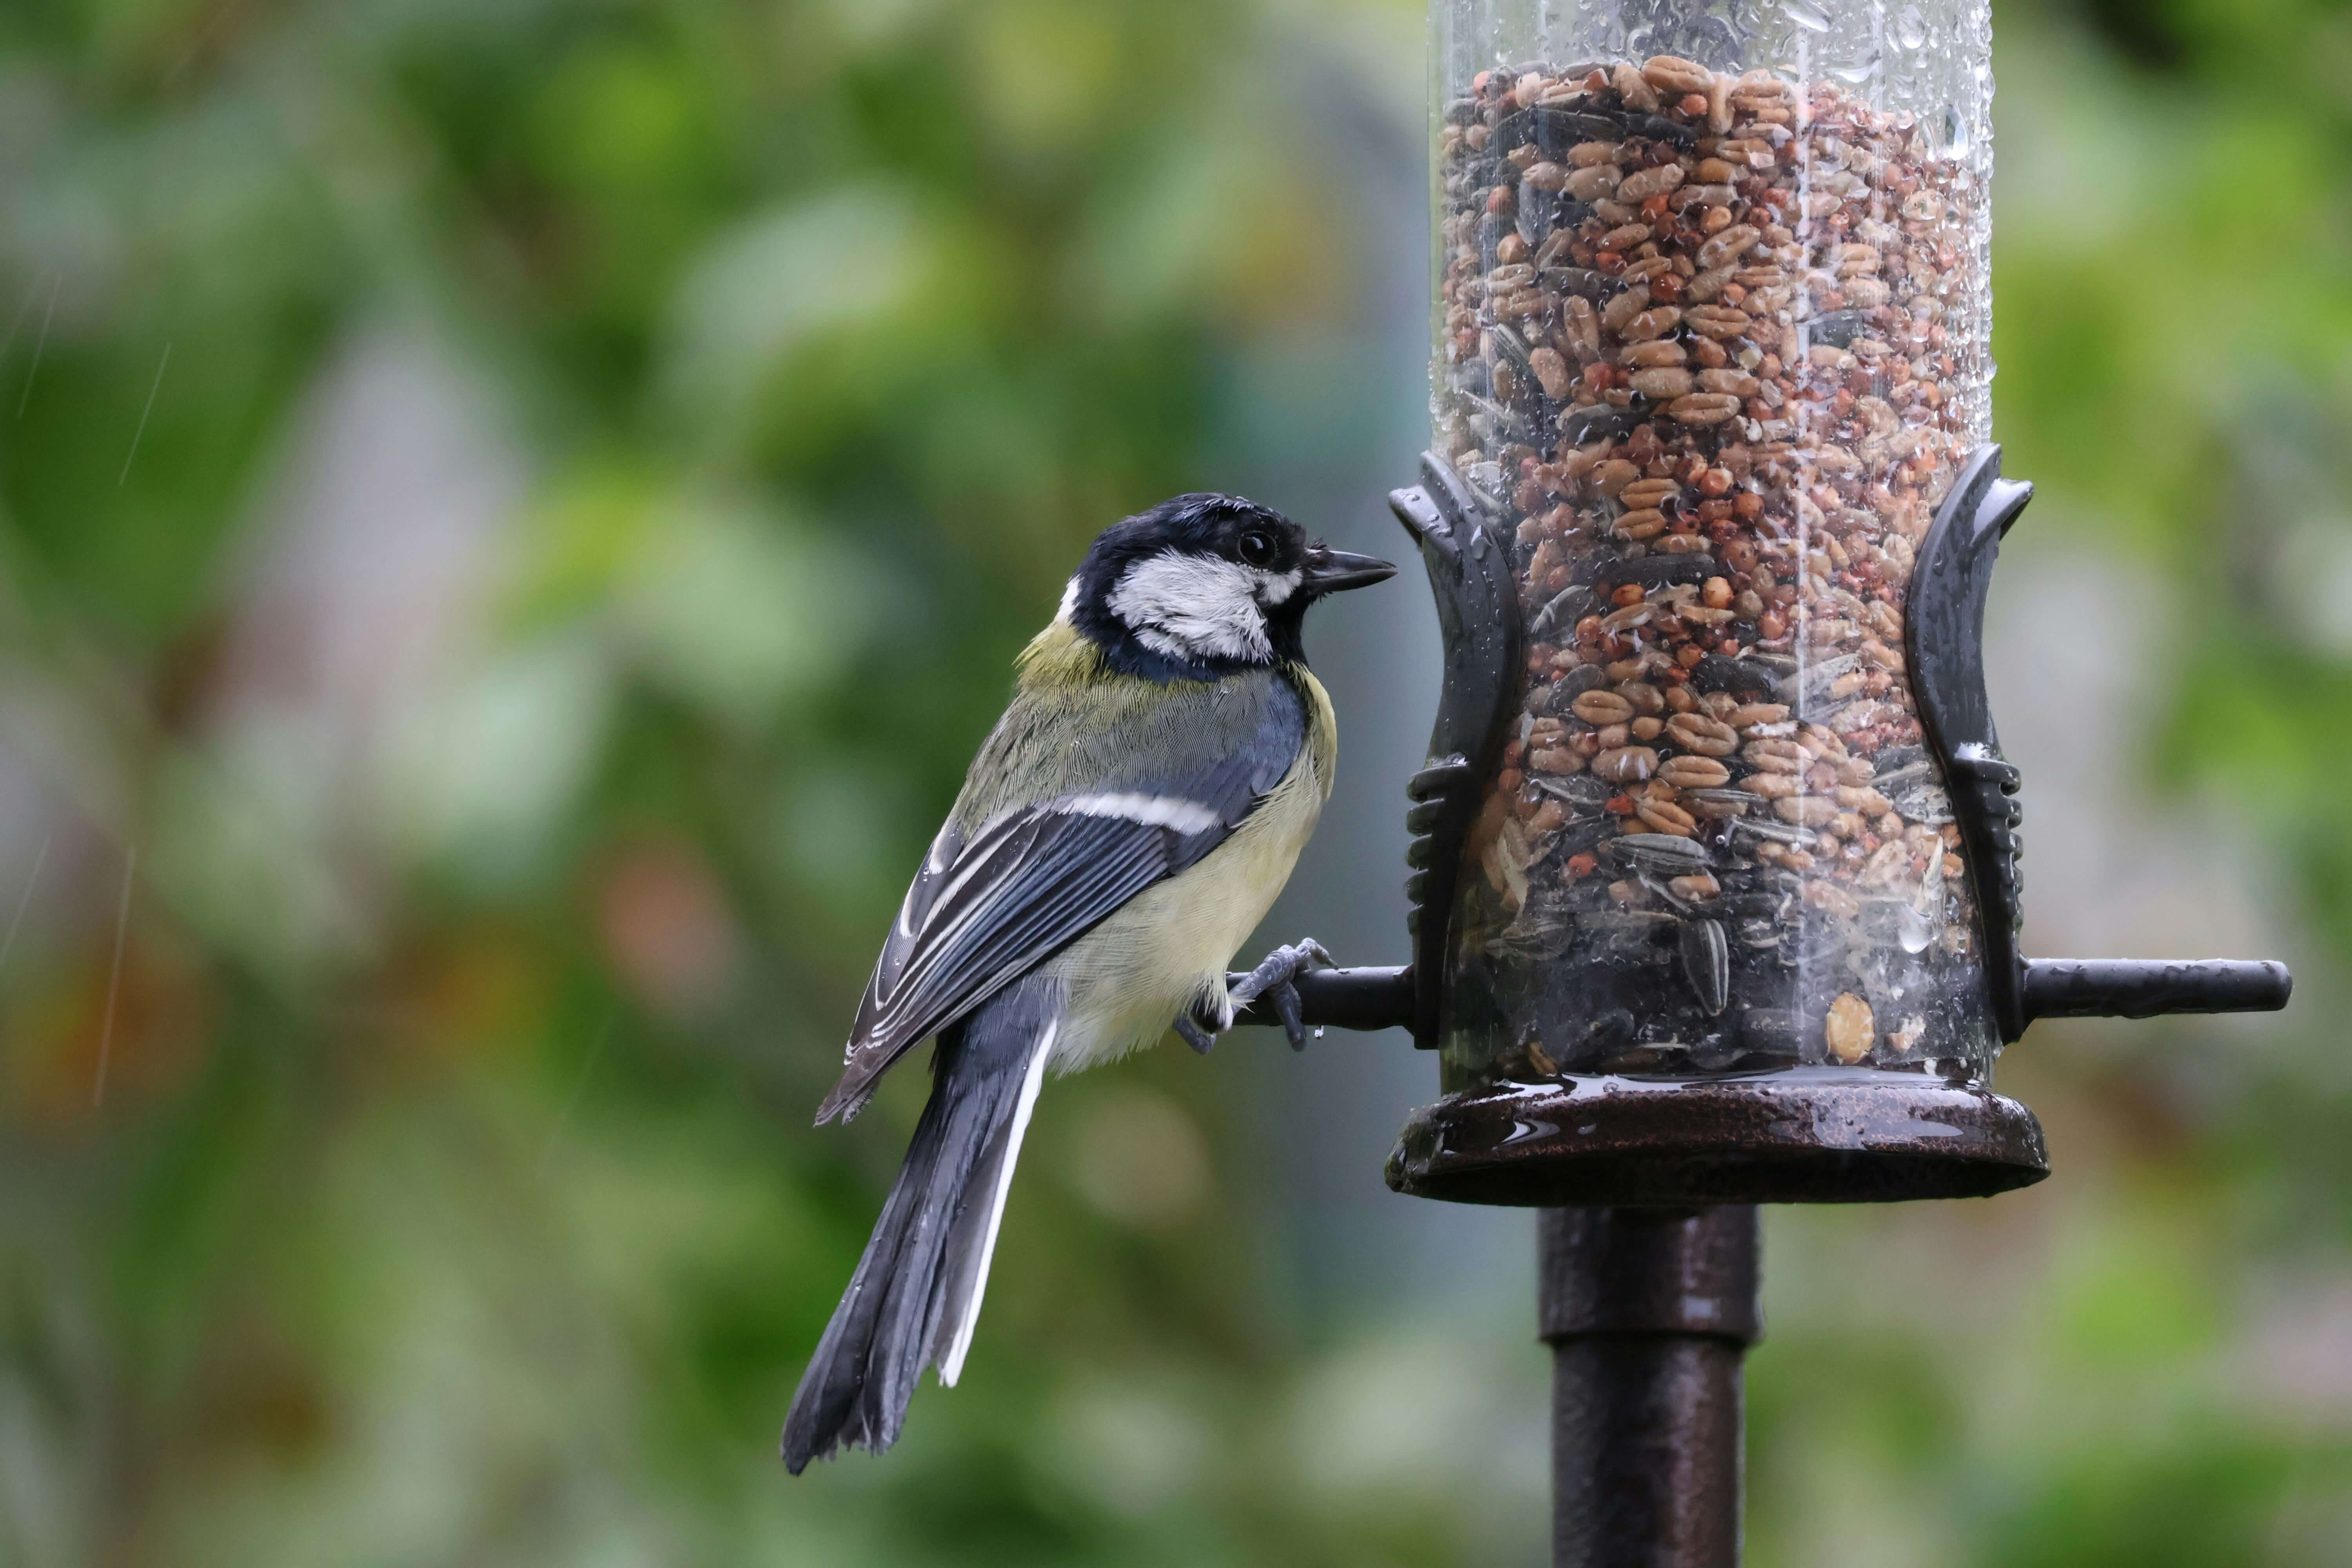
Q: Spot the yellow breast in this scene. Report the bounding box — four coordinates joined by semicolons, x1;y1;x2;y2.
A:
1047;730;1329;1071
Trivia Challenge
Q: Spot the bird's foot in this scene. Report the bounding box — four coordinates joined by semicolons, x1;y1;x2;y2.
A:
1174;1013;1218;1054
1229;938;1336;1052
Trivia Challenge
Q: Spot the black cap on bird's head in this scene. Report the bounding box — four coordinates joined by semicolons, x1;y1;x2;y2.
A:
1062;493;1396;680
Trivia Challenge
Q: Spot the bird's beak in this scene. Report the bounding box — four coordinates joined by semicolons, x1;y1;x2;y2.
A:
1300;546;1397;596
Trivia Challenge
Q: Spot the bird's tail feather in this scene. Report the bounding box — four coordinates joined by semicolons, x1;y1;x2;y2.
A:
780;977;1060;1474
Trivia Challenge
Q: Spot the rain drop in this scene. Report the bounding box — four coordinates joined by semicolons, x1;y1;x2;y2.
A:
1782;0;1831;33
1942;105;1971;159
1896;5;1927;50
1897;905;1932;955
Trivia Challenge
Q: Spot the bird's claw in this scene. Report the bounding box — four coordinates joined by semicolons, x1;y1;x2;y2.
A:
1267;979;1309;1052
1227;938;1335;1005
1174;1013;1218;1054
1229;938;1336;1052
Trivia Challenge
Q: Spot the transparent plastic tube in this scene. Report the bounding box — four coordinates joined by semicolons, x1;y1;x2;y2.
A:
1428;1;1999;1089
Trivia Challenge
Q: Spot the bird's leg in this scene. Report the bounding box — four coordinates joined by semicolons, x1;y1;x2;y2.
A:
1227;938;1335;1052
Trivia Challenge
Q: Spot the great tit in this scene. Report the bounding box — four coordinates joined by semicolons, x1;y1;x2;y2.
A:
780;494;1394;1473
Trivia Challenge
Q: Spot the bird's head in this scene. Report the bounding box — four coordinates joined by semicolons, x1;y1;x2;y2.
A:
1062;494;1396;679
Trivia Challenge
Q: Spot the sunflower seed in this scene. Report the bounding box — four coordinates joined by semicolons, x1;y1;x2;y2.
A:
1679;918;1731;1014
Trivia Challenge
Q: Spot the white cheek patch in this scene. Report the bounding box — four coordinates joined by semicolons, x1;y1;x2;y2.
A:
1256;568;1303;605
1106;551;1273;663
1055;576;1080;624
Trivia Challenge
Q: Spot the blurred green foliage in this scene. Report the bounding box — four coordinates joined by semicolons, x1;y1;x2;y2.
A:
1;0;2350;1564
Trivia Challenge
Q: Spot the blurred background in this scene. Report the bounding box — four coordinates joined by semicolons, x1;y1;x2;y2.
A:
1;0;2348;1562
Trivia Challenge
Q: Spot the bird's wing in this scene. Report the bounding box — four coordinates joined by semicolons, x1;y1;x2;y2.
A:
816;679;1304;1123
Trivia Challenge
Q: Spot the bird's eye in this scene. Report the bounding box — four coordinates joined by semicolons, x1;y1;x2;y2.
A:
1237;530;1278;567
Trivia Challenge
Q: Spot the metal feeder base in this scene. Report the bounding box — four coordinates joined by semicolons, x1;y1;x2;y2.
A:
1386;1067;2048;1207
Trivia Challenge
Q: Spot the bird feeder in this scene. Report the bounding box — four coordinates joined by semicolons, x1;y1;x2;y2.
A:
1246;2;2291;1561
1277;0;2288;1207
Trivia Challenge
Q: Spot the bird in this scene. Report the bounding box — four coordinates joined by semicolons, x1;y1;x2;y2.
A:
780;493;1394;1473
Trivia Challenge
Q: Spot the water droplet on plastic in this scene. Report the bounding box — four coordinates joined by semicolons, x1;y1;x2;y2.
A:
1942;106;1971;159
1830;64;1874;85
1896;5;1927;49
1782;0;1831;31
1897;905;1932;954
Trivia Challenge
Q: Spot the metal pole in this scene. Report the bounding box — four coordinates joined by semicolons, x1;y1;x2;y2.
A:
1539;1206;1762;1568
